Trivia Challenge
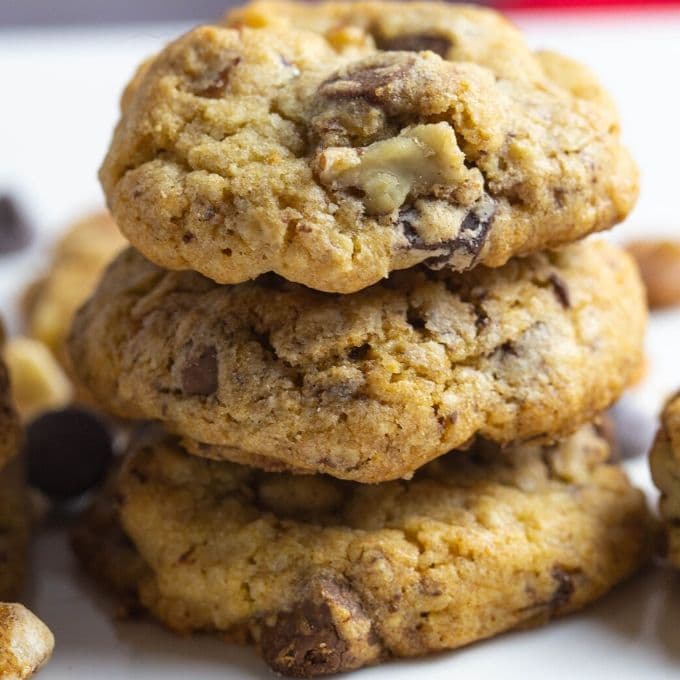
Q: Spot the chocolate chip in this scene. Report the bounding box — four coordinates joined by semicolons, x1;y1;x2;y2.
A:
24;407;113;499
251;329;278;360
347;343;371;361
499;341;518;357
424;196;496;270
181;347;218;396
549;566;576;610
195;55;241;98
0;195;32;255
374;32;452;58
262;598;347;677
553;188;566;209
318;53;417;105
406;307;426;330
399;208;452;253
260;578;381;677
548;273;571;308
474;304;490;331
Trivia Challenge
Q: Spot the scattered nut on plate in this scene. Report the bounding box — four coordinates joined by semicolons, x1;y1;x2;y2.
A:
626;239;680;309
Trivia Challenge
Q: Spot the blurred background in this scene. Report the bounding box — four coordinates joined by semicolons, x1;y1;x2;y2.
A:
3;0;680;25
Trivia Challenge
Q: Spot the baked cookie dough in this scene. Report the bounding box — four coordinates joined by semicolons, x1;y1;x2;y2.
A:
73;425;653;677
0;327;21;471
100;3;637;293
69;240;646;482
650;392;680;566
0;460;31;601
22;211;126;367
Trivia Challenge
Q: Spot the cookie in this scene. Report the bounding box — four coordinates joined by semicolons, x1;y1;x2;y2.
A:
0;331;21;471
0;603;54;679
73;425;652;677
0;459;31;600
69;240;646;482
22;212;126;367
100;4;637;293
650;392;680;566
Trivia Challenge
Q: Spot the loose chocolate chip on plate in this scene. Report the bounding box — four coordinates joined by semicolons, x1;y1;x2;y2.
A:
0;195;33;255
25;407;114;499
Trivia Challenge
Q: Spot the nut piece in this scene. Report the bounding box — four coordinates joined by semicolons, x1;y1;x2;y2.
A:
3;338;72;420
0;602;54;679
316;123;483;214
626;240;680;309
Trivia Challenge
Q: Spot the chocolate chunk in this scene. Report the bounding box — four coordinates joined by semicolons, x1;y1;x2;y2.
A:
261;578;381;677
425;196;496;270
195;55;241;98
548;273;571;308
0;195;32;255
374;32;452;58
262;598;347;677
318;53;417;105
406;307;426;330
399;196;496;271
24;408;113;499
181;347;218;396
550;566;576;610
347;343;371;361
399;209;451;253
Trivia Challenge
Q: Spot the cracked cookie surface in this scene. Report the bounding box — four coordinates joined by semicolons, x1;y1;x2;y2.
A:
69;240;645;482
100;1;637;293
73;425;653;677
650;393;680;567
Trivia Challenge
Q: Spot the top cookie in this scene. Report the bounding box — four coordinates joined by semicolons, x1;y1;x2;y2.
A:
100;2;637;293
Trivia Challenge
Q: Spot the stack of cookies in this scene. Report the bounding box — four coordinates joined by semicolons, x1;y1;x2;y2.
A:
71;2;654;675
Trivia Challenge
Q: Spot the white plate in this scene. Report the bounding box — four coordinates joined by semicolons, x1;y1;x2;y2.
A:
1;11;680;678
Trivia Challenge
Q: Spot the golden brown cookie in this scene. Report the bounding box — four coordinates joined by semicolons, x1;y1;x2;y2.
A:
650;392;680;566
69;240;646;482
0;327;21;471
74;424;653;677
100;2;637;293
22;211;126;367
